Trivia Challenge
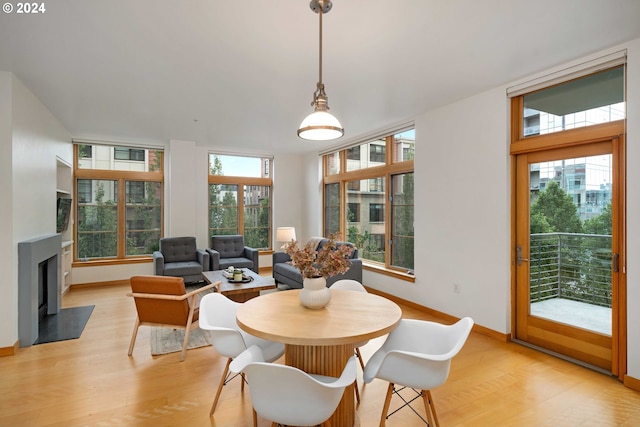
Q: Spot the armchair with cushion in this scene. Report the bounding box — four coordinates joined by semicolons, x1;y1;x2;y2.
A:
127;275;218;362
272;238;362;290
153;236;210;284
208;235;258;273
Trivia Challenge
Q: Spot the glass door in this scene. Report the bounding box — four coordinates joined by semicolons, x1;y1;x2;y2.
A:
515;140;622;372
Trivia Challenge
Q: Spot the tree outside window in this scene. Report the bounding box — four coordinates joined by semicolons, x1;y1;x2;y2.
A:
391;172;414;269
324;183;340;237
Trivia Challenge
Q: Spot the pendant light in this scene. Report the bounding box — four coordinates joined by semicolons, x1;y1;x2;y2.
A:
297;0;344;141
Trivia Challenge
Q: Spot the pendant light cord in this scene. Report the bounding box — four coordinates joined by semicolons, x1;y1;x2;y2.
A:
318;1;323;87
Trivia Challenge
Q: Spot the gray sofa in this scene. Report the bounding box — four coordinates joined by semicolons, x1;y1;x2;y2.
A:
153;236;209;284
207;235;259;273
272;238;362;289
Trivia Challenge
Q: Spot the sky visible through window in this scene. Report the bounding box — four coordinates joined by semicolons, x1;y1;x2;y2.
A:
396;129;415;139
210;154;265;177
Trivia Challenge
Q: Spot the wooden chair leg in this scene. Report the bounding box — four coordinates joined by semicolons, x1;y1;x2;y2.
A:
127;318;140;356
354;379;360;404
210;358;232;416
355;347;365;371
241;372;245;392
424;390;439;427
379;382;394;427
252;408;258;427
180;325;192;362
180;300;198;362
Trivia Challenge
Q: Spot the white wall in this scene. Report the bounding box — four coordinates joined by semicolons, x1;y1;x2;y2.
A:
271;152;306;260
0;75;72;348
0;72;14;346
624;38;640;381
164;140;212;250
302;154;324;241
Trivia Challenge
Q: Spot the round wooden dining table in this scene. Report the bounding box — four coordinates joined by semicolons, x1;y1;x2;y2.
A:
236;288;402;426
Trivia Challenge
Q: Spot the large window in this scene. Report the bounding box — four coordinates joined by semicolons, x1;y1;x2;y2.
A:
209;154;272;250
74;143;163;261
323;128;415;274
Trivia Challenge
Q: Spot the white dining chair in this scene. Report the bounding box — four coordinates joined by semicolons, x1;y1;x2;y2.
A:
363;317;474;427
230;345;357;427
198;292;285;416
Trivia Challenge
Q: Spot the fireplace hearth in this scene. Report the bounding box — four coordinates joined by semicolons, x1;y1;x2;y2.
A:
19;234;62;347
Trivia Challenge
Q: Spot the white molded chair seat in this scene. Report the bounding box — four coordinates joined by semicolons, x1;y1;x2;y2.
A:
230;345;357;427
199;293;285;416
363;317;474;427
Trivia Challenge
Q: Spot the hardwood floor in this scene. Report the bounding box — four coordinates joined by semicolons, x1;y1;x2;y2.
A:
1;282;639;427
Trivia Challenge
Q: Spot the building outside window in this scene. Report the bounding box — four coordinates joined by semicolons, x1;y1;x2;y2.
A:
323;128;415;272
369;177;384;192
369;203;384;222
209;154;273;250
346;146;360;161
114;147;145;161
369;144;386;163
78;145;92;159
74;143;163;260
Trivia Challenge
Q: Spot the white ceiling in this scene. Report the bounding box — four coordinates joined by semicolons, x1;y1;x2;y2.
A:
1;0;639;154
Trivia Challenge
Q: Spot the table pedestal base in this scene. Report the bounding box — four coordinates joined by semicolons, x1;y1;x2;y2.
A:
285;343;355;427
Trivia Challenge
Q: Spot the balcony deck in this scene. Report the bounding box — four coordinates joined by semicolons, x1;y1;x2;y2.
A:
531;298;611;335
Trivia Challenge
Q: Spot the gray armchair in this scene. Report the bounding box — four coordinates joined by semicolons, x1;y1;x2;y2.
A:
153;236;209;284
208;235;259;273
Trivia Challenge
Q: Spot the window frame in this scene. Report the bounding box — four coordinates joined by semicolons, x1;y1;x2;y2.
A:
73;144;164;264
208;153;273;251
322;130;415;279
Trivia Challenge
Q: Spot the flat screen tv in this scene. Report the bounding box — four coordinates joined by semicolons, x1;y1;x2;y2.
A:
56;197;72;233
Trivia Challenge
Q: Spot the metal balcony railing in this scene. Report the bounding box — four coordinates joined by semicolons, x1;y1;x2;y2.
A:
530;233;612;308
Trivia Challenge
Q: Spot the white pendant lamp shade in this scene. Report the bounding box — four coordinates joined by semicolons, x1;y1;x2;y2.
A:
297;0;344;141
298;110;344;141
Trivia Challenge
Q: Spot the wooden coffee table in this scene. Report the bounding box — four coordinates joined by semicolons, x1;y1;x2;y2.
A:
201;269;276;303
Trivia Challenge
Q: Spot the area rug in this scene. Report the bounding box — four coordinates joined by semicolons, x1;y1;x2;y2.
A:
150;327;213;355
35;305;95;344
150;283;215;356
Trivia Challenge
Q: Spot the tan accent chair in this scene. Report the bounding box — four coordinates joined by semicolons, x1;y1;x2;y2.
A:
127;275;218;362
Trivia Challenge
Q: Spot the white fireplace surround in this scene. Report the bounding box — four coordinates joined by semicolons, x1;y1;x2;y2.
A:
18;234;62;347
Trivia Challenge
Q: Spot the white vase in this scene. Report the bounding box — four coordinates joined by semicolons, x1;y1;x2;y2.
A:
299;277;331;309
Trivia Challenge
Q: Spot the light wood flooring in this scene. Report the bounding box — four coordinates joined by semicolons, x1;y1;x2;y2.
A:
1;282;640;427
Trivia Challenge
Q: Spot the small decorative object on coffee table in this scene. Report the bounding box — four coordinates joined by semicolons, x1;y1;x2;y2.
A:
282;234;353;309
202;269;275;303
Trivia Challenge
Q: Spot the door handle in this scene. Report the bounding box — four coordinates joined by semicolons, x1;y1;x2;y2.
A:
612;253;619;273
517;245;529;266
